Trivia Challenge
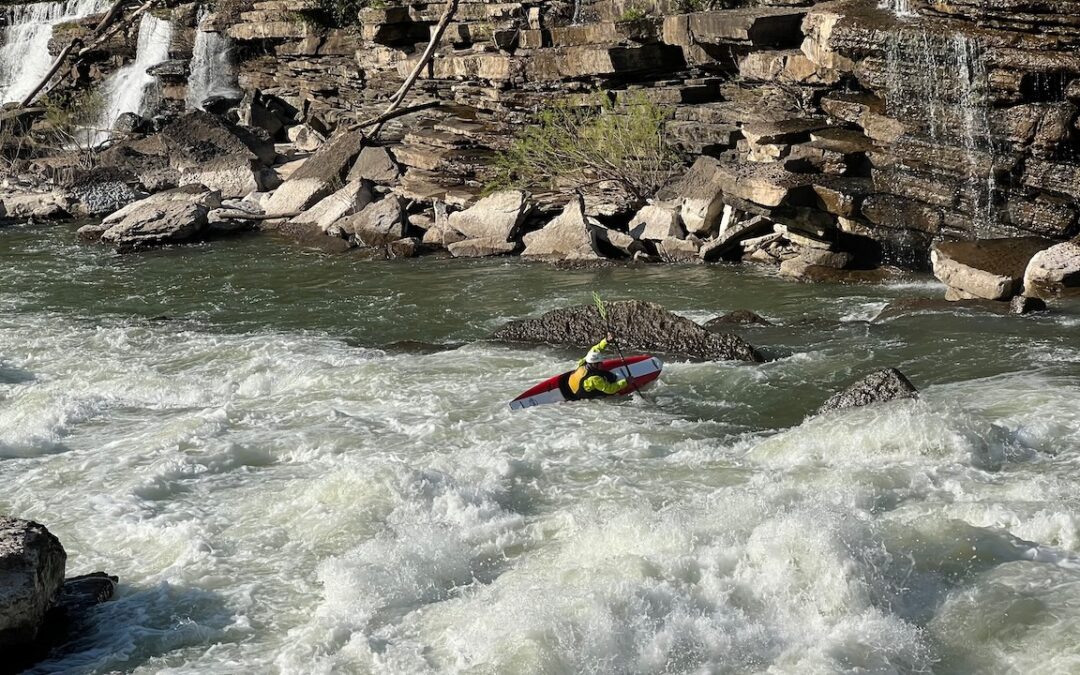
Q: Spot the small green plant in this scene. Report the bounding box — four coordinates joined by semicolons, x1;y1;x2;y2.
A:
618;5;648;21
490;91;678;206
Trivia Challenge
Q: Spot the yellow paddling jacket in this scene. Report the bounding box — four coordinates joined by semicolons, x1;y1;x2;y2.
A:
569;339;627;396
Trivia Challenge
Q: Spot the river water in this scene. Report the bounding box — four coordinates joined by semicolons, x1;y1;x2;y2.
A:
2;223;1080;673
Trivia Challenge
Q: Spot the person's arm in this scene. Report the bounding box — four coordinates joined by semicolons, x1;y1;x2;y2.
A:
577;337;610;366
584;376;628;395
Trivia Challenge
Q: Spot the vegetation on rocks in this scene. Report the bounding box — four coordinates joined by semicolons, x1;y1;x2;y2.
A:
490;92;679;207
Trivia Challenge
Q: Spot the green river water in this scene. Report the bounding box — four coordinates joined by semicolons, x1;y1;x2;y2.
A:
2;222;1080;673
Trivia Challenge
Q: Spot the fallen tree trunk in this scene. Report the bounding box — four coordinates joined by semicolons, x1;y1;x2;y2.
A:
367;0;459;139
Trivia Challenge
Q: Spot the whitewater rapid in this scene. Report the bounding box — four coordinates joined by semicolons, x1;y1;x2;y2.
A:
2;225;1080;673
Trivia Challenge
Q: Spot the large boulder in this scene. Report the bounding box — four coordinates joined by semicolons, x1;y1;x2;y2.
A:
95;186;219;252
347;145;401;184
339;196;406;246
447;190;529;241
628;203;684;241
262;130;365;216
492;300;764;362
931;237;1056;300
817;368;918;414
1023;238;1080;298
290;179;373;232
0;190;72;221
0;517;66;651
160;111;276;199
521;197;602;261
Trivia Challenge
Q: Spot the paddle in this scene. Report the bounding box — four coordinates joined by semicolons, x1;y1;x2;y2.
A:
592;291;640;398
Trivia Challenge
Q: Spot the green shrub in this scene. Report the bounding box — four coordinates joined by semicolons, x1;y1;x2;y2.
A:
618;6;648;21
490;92;678;205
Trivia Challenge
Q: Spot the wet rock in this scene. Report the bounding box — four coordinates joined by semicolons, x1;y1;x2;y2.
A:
705;310;773;328
779;249;853;278
341;196;405;246
492;300;764;362
1023;239;1080;298
76;222;110;242
387;236;420;258
447;236;518;258
932;237;1056;301
521;197;602;261
1010;294;1047;314
263;129;365;216
447;190;529;241
201;94;243;116
112;112;150;135
873;297;1027;321
817;368;918;414
0;517;65;651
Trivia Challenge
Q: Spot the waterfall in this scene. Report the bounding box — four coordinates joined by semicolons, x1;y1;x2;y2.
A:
98;13;173;134
186;25;239;109
882;0;914;18
952;33;997;237
881;20;999;237
0;0;112;104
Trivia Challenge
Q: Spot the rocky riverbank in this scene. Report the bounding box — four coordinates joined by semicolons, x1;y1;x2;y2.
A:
2;0;1080;303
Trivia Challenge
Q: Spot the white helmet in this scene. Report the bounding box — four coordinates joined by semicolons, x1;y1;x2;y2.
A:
585;351;604;364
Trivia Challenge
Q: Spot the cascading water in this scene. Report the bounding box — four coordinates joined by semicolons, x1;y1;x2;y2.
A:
952;33;998;237
881;0;913;18
0;0;112;104
97;13;172;138
186;24;240;110
881;16;999;237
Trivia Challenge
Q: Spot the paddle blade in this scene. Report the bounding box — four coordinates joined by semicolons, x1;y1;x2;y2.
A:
592;291;607;321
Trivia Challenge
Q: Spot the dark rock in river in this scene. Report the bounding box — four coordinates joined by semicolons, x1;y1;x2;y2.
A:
705;309;773;328
493;300;764;362
818;368;918;414
0;517;66;651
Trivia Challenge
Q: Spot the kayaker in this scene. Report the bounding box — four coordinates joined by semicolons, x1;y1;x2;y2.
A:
568;333;627;397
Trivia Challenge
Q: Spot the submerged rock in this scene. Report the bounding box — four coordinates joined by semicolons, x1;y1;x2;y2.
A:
492;300;764;362
0;517;65;650
705;309;773;328
817;368;918;414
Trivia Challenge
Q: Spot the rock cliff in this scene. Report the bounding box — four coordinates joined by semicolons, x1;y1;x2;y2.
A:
6;0;1080;274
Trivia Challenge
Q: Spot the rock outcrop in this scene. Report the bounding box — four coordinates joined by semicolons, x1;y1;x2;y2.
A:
492;300;764;362
818;368;919;414
932;237;1055;300
0;517;65;651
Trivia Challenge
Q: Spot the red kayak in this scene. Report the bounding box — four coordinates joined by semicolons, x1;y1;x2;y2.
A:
509;355;663;410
